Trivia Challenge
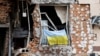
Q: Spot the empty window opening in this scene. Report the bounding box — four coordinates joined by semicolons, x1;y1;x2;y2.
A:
15;1;34;31
0;28;7;56
12;1;35;50
91;16;100;29
19;1;28;30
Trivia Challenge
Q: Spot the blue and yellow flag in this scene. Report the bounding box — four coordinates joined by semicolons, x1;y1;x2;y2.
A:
43;29;68;45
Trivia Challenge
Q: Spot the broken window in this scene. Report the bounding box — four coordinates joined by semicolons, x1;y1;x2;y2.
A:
40;6;67;30
39;6;69;45
91;16;100;28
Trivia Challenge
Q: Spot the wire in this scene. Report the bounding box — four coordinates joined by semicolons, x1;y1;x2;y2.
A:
22;0;24;12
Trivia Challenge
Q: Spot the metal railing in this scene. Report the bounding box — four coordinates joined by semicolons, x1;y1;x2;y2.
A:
41;12;58;30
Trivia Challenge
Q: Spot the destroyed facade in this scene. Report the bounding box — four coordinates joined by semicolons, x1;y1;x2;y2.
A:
0;0;100;56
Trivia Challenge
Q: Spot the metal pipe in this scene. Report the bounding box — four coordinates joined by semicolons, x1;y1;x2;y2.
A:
41;12;58;30
8;28;11;56
26;2;31;47
8;14;12;56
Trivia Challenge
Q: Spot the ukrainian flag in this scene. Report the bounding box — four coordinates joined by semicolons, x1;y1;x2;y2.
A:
43;29;68;45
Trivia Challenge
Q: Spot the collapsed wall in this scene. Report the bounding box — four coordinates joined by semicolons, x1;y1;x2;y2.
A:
28;5;41;53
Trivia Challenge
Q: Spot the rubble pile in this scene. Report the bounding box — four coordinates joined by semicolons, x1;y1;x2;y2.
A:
0;0;11;23
28;39;72;56
28;38;40;53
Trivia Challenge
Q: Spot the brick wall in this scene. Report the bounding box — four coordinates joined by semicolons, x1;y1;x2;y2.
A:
79;0;100;16
70;4;97;54
0;0;11;23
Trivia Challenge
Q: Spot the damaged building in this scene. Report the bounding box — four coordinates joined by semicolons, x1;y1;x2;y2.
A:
0;0;100;56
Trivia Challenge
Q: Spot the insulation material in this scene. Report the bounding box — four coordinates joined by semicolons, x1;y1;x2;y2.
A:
0;1;11;23
55;6;67;24
70;4;97;54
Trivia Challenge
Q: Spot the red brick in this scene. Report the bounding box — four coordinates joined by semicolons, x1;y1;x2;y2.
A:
93;46;100;51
